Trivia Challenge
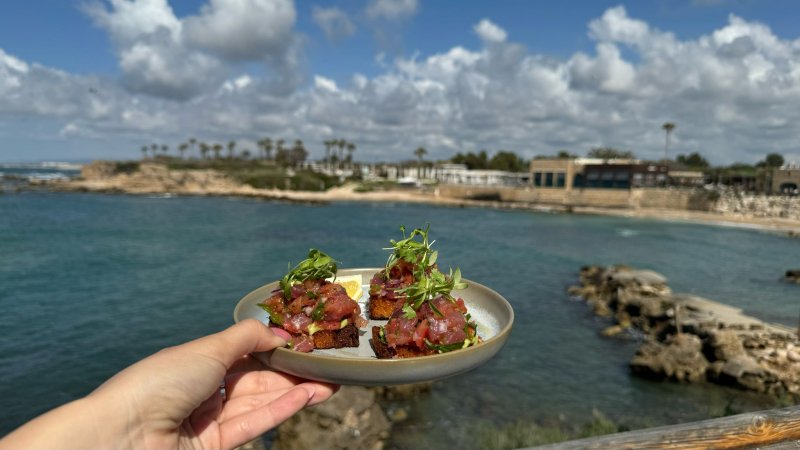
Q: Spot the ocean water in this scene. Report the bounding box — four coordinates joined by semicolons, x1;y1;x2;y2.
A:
1;191;799;446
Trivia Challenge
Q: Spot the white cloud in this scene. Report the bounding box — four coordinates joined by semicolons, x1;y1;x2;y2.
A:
84;0;299;100
5;6;800;166
313;75;338;92
312;6;356;41
365;0;418;21
474;19;507;44
183;0;296;61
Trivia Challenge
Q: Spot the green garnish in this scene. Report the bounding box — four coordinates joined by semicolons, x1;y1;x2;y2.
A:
402;303;417;319
398;267;468;311
424;339;466;353
384;225;437;278
310;300;325;321
257;304;284;326
280;249;338;299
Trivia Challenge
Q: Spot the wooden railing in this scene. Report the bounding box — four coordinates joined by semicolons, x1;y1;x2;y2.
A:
530;405;800;449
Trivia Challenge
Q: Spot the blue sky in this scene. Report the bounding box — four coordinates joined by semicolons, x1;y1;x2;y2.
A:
1;0;800;164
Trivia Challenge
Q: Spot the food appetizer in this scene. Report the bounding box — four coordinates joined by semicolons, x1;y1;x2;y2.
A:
368;226;437;319
259;249;367;352
371;227;480;358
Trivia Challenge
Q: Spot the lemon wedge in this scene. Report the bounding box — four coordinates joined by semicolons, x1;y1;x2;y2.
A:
330;274;363;300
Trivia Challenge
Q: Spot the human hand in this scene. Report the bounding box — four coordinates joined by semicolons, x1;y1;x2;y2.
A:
0;319;338;450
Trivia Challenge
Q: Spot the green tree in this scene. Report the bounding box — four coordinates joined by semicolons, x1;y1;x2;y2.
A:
141;145;149;160
676;152;709;169
199;142;209;160
188;138;196;158
662;122;676;160
212;143;222;159
161;145;168;157
489;151;527;172
414;146;427;164
178;143;188;159
587;147;635;160
452;151;489;170
556;150;577;159
763;153;784;168
290;139;308;167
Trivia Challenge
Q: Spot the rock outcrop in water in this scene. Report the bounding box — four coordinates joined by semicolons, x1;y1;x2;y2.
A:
568;266;800;398
786;269;800;284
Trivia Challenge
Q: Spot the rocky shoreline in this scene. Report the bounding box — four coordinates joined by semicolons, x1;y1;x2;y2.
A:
568;266;800;397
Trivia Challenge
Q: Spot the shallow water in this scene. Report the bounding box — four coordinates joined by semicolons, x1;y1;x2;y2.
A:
1;192;798;446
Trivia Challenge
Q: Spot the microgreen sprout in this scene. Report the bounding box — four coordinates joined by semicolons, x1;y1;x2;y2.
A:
280;249;337;298
384;225;438;278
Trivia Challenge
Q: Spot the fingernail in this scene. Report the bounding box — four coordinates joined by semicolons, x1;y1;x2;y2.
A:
270;327;291;341
303;385;316;400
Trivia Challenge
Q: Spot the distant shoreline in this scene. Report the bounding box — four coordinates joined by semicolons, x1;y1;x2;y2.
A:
37;182;800;237
31;161;800;237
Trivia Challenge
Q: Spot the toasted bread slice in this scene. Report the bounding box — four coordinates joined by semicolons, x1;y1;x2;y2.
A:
371;326;436;359
368;297;397;320
312;324;359;349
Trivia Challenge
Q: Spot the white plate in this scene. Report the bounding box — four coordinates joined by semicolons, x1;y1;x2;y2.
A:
233;268;514;385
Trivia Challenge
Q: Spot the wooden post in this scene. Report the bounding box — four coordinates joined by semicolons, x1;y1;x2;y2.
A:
530;405;800;450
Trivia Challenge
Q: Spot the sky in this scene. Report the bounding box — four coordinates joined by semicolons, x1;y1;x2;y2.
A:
1;0;800;165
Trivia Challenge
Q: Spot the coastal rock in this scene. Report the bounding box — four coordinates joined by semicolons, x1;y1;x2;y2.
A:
708;330;746;361
630;334;709;383
369;382;432;400
81;161;118;179
785;269;800;284
714;355;777;393
572;264;800;398
271;386;390;450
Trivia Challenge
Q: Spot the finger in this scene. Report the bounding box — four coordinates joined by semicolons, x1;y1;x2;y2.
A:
184;319;289;370
225;371;304;399
305;382;339;406
218;386;312;449
224;371;339;407
220;380;338;423
218;389;296;422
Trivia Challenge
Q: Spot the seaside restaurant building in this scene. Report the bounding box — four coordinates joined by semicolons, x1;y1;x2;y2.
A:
529;158;669;191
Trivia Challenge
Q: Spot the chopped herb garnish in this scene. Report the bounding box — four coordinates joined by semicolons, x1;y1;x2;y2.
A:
402;303;417;319
310;300;325;321
424;339;466;353
280;249;337;299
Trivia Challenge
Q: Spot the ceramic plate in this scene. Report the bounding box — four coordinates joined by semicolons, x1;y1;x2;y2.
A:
233;268;514;385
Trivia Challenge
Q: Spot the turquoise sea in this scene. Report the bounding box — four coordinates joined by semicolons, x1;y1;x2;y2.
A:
2;188;799;447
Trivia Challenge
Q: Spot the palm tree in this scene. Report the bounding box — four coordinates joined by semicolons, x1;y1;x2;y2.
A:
199;142;209;160
662;122;676;161
336;139;346;168
414;147;427;179
212;143;223;159
178;143;189;159
188;138;197;159
346;142;356;168
263;138;273;160
161;145;168;158
323;140;333;169
141;145;149;160
227;140;236;160
150;144;158;158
